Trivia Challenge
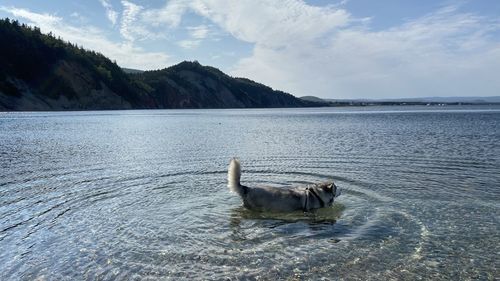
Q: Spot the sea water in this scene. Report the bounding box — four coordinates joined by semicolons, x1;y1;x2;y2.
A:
1;106;499;280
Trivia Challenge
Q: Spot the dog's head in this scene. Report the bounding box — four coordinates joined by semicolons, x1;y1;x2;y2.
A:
316;182;339;207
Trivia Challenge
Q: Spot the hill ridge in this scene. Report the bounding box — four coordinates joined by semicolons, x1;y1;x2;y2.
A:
0;18;320;111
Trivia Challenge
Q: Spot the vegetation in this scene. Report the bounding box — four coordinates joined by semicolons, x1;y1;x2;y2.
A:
0;18;321;110
132;61;314;108
0;18;143;107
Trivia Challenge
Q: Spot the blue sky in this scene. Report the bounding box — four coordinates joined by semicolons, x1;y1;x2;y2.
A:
1;0;499;99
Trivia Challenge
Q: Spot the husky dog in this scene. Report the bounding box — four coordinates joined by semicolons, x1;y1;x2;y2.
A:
227;158;340;212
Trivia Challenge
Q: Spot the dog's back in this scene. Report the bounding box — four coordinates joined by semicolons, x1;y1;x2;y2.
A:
242;186;303;212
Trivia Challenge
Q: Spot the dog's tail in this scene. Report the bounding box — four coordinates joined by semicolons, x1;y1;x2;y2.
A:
228;158;244;196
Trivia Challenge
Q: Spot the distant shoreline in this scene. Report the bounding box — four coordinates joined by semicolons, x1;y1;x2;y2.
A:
299;95;500;107
317;101;500;107
2;103;500;113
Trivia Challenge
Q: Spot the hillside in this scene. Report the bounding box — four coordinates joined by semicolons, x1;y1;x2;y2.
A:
133;61;311;108
0;18;319;111
0;19;148;110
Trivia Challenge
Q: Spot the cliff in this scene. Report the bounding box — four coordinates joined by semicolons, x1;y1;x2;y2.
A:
0;18;322;111
132;61;312;108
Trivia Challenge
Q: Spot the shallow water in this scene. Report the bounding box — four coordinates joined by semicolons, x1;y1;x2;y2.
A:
1;106;499;280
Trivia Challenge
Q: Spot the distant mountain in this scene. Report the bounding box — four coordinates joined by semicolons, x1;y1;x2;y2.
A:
301;95;500;105
122;68;144;74
0;18;320;111
300;96;326;103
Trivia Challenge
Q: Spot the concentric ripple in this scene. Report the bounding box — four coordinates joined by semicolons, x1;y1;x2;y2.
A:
1;107;499;280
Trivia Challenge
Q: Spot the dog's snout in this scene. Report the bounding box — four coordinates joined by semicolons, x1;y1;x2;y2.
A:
335;186;342;197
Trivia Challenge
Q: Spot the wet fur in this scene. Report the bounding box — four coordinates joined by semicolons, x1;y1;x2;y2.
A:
227;158;339;212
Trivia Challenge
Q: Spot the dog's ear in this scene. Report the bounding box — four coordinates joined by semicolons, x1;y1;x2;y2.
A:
328;182;336;192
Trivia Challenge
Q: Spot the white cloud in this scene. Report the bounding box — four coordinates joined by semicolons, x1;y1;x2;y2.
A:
141;0;188;28
99;0;118;26
1;6;61;25
187;25;209;39
69;11;88;23
191;0;350;48
0;6;171;69
177;40;201;49
120;0;142;41
147;0;349;48
175;25;211;49
228;5;500;98
119;1;166;42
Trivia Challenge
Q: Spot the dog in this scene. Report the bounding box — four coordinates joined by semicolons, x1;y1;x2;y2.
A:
227;158;340;212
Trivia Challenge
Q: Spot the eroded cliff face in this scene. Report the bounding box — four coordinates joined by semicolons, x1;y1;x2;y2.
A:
0;19;322;111
132;61;314;109
0;60;319;111
0;60;132;111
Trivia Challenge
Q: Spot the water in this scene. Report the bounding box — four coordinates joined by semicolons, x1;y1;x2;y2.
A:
1;106;499;280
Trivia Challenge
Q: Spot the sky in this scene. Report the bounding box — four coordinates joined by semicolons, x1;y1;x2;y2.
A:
0;0;499;99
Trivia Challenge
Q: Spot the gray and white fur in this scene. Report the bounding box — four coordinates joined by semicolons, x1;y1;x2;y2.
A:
228;158;340;212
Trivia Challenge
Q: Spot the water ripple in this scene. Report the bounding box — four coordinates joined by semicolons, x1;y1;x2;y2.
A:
1;107;499;280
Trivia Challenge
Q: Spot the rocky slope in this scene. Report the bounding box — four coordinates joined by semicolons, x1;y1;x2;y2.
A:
0;18;321;111
132;61;314;108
